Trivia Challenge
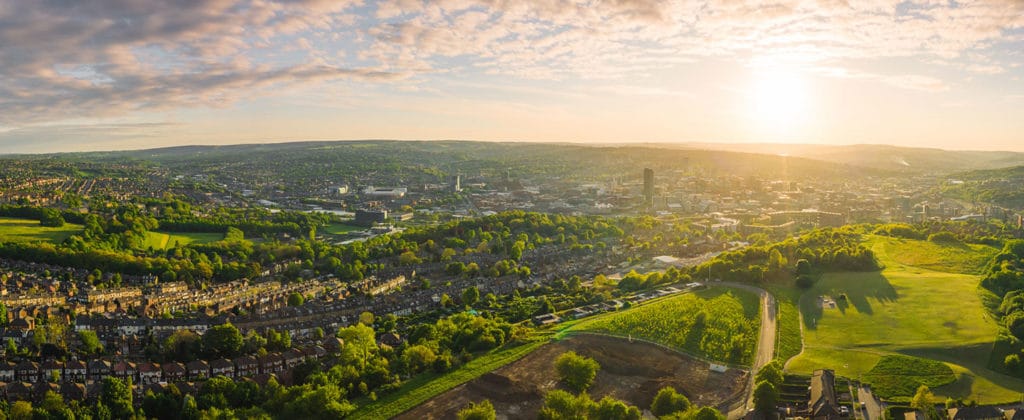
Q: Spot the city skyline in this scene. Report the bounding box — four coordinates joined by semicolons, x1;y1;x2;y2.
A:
1;0;1022;153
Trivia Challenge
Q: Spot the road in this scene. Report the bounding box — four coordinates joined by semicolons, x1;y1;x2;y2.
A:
858;386;884;420
722;282;777;420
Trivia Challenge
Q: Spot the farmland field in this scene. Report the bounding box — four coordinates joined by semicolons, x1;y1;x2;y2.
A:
570;287;761;366
786;235;1024;403
0;217;82;243
139;231;223;250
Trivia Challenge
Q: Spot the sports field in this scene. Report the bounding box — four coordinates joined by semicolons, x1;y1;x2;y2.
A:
323;222;364;235
786;235;1024;403
0;217;82;243
140;231;223;250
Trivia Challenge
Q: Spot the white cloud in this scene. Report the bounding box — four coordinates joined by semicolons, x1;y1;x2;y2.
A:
0;0;1021;127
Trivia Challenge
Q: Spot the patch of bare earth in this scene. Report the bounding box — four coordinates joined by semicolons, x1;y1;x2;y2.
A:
396;334;748;419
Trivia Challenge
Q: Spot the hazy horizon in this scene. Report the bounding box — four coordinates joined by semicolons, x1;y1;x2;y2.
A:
1;1;1022;153
3;137;1022;157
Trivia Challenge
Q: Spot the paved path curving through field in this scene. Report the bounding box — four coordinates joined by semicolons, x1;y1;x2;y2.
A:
719;282;776;420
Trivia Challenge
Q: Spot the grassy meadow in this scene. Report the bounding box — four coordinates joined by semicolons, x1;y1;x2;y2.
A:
786;235;1024;403
0;217;83;243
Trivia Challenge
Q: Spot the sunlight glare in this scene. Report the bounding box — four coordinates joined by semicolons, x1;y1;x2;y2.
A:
746;64;812;139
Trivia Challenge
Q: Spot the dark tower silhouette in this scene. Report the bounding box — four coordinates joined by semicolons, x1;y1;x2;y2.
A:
643;168;654;207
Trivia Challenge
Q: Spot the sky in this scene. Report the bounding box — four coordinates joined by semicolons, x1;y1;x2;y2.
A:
0;0;1022;154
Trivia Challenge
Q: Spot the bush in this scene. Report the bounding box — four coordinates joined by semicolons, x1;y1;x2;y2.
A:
927;231;960;244
457;400;496;420
651;386;691;416
554;351;600;393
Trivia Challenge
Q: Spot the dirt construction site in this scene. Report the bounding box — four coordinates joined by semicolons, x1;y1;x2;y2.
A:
396;334;748;419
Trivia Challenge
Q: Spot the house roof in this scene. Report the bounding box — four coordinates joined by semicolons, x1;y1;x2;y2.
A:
810;369;840;419
949;407;1004;420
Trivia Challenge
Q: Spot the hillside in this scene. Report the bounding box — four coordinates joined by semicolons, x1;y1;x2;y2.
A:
938;165;1024;210
681;143;1024;174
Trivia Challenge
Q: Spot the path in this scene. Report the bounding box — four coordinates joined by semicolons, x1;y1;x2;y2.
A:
720;282;776;420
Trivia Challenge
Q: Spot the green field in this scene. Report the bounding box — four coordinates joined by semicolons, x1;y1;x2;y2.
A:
787;235;1024;403
323;222;364;235
0;217;82;243
571;287;761;366
140;231;223;250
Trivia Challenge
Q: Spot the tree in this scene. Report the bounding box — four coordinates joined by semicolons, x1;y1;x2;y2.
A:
539;390;593;420
796;274;814;289
338;322;378;370
101;377;134;419
399;251;421;265
666;406;726;420
402;344;437;374
592;396;641;420
79;330;103;355
359;311;375;326
203;323;243;358
555;351;600;393
287;292;305;307
10;401;33;420
457;400;497;420
911;385;939;420
462;286;480;307
755;361;784;387
752;381;778;414
0;302;7;327
768;249;787;271
536;297;556;315
795;259;812;276
164;330;202;362
651;386;691;416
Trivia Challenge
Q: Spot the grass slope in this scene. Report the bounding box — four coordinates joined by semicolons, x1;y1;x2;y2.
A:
787;235;1024;403
874;236;998;275
571;287;761;366
0;217;82;243
769;286;803;365
139;231;223;250
862;355;955;399
348;339;547;419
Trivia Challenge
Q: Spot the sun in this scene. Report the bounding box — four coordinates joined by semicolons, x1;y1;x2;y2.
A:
746;64;811;139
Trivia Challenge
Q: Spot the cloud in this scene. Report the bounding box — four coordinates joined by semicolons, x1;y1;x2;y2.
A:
881;74;949;92
0;0;1021;127
0;0;380;125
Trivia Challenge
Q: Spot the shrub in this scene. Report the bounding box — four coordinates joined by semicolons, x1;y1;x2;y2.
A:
554;351;600;393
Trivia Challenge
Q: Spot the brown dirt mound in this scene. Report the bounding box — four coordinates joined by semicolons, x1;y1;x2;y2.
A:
396;334;747;419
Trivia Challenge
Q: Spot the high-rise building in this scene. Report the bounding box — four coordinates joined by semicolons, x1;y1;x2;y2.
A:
643;168;654;206
451;174;462;192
